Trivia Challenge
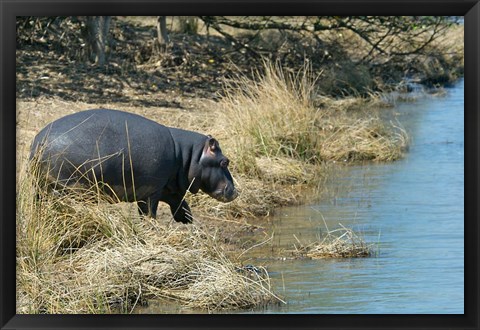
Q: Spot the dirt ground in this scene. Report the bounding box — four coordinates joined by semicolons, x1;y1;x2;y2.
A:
16;17;261;105
16;17;263;170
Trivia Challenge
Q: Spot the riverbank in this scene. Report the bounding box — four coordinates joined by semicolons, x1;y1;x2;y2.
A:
16;17;464;313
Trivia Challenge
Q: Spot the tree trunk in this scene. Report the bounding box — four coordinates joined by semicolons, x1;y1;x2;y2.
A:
85;16;111;67
155;16;169;53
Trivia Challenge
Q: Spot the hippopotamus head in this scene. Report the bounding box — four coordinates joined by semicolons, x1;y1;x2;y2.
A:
189;136;238;202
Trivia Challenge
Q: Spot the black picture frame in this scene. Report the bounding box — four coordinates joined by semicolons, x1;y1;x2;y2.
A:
2;1;478;329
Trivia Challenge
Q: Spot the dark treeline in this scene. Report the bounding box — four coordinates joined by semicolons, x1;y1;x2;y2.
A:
16;16;463;98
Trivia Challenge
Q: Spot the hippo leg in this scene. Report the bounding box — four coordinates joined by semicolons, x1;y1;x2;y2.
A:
162;194;193;224
137;198;159;218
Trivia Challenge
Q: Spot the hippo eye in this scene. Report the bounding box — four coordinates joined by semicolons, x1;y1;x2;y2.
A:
220;158;229;168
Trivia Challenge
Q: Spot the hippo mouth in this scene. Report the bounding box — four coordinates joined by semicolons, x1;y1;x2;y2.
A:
209;184;238;202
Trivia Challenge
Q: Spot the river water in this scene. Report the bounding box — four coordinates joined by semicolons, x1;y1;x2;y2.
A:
136;79;464;315
243;79;464;314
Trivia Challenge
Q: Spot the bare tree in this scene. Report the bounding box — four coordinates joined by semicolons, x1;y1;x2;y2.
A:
198;16;455;63
154;16;170;53
85;16;111;67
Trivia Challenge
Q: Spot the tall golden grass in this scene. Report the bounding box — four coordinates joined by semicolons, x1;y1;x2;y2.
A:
220;61;322;169
219;61;408;175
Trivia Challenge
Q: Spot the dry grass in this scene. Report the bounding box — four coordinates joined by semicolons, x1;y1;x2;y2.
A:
16;159;283;314
220;61;322;167
188;174;303;219
292;223;374;259
219;60;409;176
316;113;408;162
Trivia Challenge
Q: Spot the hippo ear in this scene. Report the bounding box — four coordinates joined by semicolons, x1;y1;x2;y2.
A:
205;136;218;155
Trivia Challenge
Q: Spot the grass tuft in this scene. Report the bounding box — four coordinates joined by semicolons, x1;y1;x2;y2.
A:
292;223;374;259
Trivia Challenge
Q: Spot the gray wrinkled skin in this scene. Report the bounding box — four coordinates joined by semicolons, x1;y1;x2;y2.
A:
30;109;238;223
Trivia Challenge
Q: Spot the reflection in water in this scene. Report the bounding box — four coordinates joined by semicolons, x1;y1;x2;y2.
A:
243;80;464;314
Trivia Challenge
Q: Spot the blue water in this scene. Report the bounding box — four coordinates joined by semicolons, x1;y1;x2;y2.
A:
246;80;464;314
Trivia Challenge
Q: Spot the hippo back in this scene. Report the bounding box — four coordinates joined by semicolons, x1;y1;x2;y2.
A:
30;109;177;201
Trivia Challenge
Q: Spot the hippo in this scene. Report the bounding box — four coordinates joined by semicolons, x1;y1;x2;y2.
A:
29;109;238;223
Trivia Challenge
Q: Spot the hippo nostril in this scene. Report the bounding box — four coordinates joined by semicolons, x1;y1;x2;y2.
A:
209;183;238;202
224;183;238;201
